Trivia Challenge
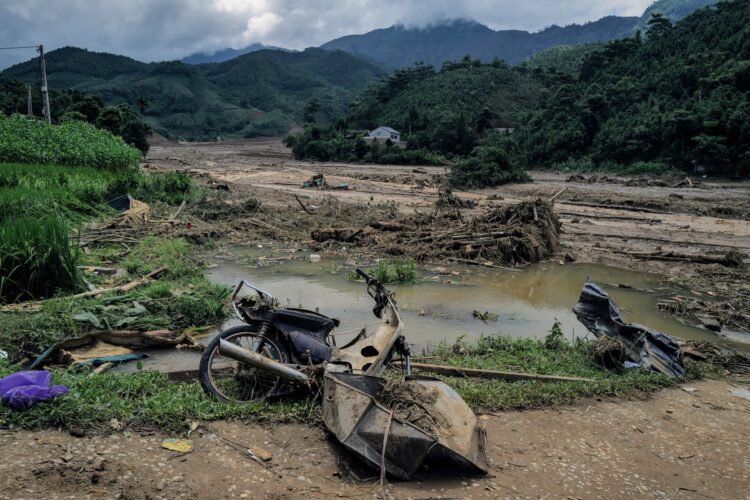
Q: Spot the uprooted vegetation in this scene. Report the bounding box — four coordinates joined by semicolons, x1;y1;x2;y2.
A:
313;199;561;265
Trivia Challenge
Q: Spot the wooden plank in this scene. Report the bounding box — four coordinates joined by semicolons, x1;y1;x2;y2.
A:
394;361;594;383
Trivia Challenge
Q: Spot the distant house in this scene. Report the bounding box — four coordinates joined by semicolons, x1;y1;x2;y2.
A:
366;126;401;144
495;127;515;134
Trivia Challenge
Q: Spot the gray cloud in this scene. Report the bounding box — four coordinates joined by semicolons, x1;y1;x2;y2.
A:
0;0;651;68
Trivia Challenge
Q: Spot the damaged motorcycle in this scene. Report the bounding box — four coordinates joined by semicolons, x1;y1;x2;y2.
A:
199;268;488;479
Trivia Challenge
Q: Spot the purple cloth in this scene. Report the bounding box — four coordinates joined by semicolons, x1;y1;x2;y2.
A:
0;371;68;409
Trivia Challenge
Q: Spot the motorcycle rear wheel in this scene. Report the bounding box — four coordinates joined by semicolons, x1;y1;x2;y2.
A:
199;325;291;403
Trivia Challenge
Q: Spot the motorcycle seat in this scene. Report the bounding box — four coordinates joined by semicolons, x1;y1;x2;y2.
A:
275;308;338;342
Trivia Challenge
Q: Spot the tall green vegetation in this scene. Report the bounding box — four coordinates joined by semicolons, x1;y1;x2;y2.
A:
0;79;151;155
0;114;141;170
0;163;198;304
0;216;83;303
521;1;750;176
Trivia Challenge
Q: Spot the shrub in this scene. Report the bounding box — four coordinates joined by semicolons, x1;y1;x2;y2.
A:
0;216;83;303
449;132;530;188
0;114;140;170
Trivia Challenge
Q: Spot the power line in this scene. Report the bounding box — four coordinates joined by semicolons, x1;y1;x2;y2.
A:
0;45;39;50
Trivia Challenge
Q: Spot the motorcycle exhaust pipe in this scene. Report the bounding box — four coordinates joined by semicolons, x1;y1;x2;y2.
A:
218;339;309;385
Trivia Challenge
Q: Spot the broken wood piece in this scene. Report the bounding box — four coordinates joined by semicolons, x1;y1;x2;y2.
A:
549;186;568;203
447;258;521;272
394;361;594;383
170;200;187;220
294;194;313;214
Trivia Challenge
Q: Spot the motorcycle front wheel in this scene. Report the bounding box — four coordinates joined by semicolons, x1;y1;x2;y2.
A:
199;325;291;403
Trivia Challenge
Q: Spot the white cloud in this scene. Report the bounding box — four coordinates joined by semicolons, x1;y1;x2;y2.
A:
0;0;654;68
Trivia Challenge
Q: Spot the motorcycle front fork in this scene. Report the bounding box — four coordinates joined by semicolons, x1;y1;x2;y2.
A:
396;335;411;376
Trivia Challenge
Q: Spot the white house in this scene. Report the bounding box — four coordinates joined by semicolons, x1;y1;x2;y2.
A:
366;126;401;144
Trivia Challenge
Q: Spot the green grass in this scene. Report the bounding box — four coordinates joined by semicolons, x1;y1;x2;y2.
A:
0;114;140;170
349;259;418;284
0;323;714;433
0;360;314;432
0;216;84;304
0;163;200;303
0;237;228;361
427;328;701;411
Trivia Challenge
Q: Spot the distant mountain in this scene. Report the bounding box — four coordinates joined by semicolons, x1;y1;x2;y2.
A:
634;0;718;33
181;43;292;64
320;17;636;69
0;47;384;139
320;0;721;68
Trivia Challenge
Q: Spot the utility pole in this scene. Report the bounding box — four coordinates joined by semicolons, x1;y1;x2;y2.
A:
38;44;51;123
27;84;33;116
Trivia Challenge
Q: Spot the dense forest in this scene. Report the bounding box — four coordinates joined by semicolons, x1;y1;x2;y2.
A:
0;47;384;140
289;0;750;183
0;79;150;154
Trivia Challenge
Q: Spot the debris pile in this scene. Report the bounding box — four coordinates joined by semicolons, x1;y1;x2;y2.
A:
312;199;561;265
681;341;750;374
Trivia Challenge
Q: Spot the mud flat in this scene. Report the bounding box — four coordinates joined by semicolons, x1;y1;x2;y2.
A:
145;138;750;336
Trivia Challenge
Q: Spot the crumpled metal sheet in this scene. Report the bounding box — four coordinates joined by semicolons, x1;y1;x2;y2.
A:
573;282;685;378
322;371;488;480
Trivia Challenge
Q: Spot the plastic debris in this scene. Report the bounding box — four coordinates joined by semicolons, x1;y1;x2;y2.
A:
0;371;68;409
162;438;193;453
0;349;7;359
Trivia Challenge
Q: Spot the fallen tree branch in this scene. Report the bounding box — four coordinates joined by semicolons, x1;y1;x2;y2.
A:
0;267;168;313
294;194;313;214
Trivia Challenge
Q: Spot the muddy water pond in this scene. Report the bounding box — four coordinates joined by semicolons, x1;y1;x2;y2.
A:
120;248;746;375
205;249;737;352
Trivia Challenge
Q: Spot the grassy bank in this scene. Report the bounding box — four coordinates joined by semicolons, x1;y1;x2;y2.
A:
0;163;199;304
429;331;691;410
0;237;228;362
0;322;711;433
0;114;140;170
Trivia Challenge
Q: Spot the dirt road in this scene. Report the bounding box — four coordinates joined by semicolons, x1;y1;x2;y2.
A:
2;380;749;499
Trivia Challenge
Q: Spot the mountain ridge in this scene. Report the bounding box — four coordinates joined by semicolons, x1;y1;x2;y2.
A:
0;46;384;139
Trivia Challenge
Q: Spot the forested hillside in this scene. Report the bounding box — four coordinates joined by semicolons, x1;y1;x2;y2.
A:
521;0;749;175
181;44;291;64
289;0;749;182
0;47;384;140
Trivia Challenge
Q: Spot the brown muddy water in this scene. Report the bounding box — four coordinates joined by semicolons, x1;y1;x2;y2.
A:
119;247;748;375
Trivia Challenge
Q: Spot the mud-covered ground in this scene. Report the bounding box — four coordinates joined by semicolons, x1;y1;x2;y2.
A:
2;380;749;499
146;138;750;334
6;138;745;499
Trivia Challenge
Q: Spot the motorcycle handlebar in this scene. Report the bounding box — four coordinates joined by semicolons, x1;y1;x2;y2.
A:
355;268;371;281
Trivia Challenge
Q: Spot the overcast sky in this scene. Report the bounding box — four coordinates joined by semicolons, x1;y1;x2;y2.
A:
0;0;653;69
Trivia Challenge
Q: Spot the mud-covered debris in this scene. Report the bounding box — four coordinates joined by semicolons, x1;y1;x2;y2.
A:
681;341;750;374
592;336;626;369
377;379;447;437
303;174;326;189
312;199;561;265
436;188;477;210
